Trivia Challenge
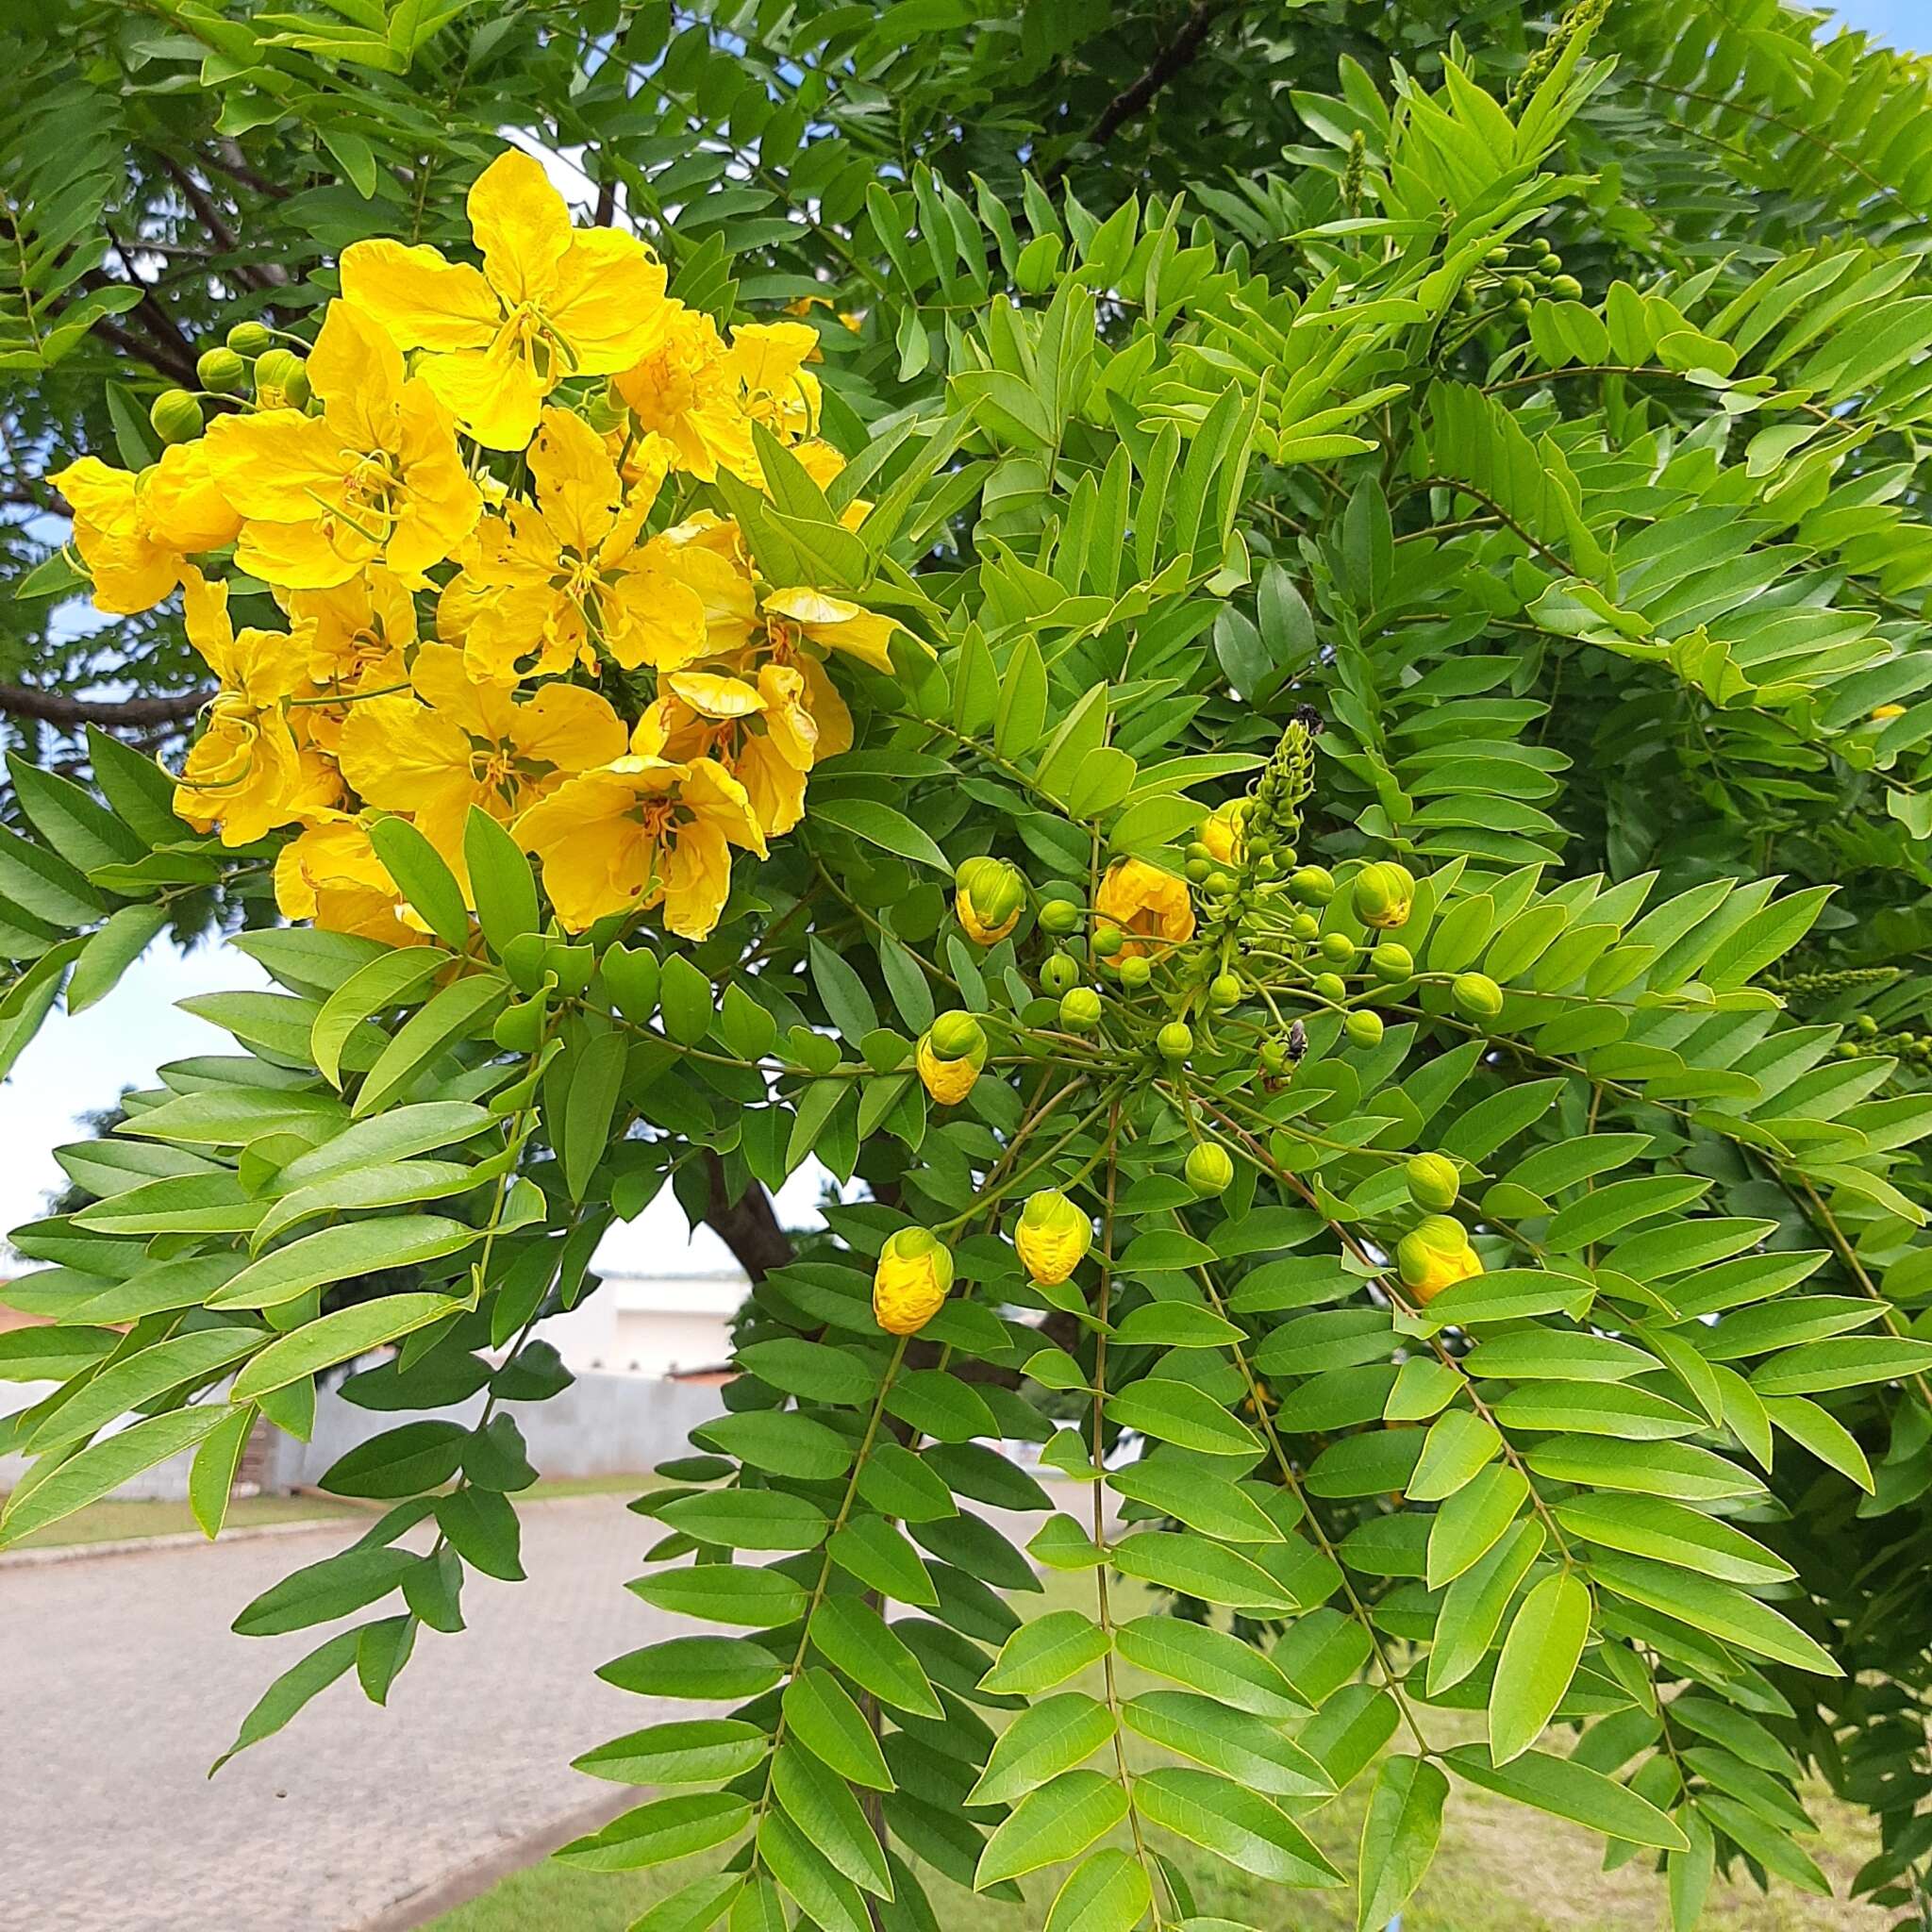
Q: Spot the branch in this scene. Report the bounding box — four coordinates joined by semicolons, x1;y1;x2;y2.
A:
703;1154;794;1282
1044;0;1229;184
152;150;287;291
0;683;208;728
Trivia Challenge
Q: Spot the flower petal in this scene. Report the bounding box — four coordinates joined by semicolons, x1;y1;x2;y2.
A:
547;228;672;374
467;148;572;305
340;238;499;354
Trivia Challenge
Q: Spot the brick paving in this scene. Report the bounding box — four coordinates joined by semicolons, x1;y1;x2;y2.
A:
0;1496;667;1932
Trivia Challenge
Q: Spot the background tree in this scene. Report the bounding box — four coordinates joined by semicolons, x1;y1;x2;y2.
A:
6;2;1932;1926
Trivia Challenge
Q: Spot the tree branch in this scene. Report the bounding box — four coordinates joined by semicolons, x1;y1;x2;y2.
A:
152;150;288;290
0;683;208;729
703;1154;794;1283
1044;0;1229;183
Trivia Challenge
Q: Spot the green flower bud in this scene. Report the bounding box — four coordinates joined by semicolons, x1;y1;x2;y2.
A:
1184;1141;1234;1197
1312;972;1346;1003
1319;931;1357;966
1185;841;1213;864
1550;274;1582;299
148;389;203;444
1351;862;1415;931
928;1010;987;1061
1405;1153;1460;1212
195;346;248;394
1185;858;1210;884
1370;942;1413;984
1041;952;1080;995
255;348;310;408
1343;1008;1384;1048
1158;1021;1194;1060
1289;865;1335;907
1091;924;1124;958
1059;986;1103;1031
225;321;274;358
1205;972;1240;1010
1452;971;1504;1020
1118;955;1152;989
1291;913;1321;943
584;382;629;434
1038;896;1082;935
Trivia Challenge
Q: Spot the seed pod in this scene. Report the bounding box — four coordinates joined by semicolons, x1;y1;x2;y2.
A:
873;1229;956;1336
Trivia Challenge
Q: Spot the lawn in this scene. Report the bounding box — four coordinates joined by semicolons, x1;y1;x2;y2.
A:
428;1576;1882;1932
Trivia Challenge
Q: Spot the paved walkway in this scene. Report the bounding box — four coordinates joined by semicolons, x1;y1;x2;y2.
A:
1;1496;663;1932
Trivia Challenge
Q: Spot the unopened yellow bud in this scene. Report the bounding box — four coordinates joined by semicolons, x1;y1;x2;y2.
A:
1396;1214;1481;1305
1352;862;1416;931
1405;1154;1460;1212
917;1016;986;1106
1873;704;1907;723
873;1228;956;1336
955;856;1024;944
1015;1189;1092;1287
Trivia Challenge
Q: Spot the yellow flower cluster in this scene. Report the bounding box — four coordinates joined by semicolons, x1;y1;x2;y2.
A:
53;150;901;942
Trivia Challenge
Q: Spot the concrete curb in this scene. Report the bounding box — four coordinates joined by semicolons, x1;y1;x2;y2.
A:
348;1789;634;1932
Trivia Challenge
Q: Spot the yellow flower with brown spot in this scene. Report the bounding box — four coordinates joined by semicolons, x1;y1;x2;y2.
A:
1094;858;1195;958
51;443;241;615
1015;1190;1092;1288
516;721;767;939
172;574;308;846
872;1228;955;1337
1396;1215;1482;1305
341;148;672;451
458;407;706;683
204;301;479;591
633;666;820;840
337;641;625;879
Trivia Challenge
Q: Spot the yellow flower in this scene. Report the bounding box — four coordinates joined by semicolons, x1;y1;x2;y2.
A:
956;856;1025;945
1015;1190;1092;1288
516;724;767;939
340;148;672;450
51;444;241;615
634;666;820;840
613;304;738;479
205;301;480;591
1095;858;1195;958
172;574;308;845
872;1228;955;1336
751;585;909;760
337;641;626;877
1200;801;1246;868
276;567;417;749
1396;1215;1482;1306
459;408;706;683
1873;704;1907;722
274;814;425;948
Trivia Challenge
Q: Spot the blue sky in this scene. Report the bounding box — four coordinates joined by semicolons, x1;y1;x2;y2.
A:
0;0;1922;1263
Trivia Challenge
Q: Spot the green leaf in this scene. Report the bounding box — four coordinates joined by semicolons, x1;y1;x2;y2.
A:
209;1216;479;1311
231;1545;417;1636
1122;1691;1332;1798
558;1031;626;1202
771;1742;891;1896
555;1793;751;1871
66;904;171;1014
1135;1767;1344;1886
630;1561;809;1630
1585;1551;1840;1675
463;807;539;956
368;815;470;948
353;974;508;1118
1044;1849;1152;1932
783;1667;893;1791
1426;1463;1528;1589
1407;1407;1501;1502
0;1406;229;1546
658;1488;830;1552
27;1329;262;1453
1112;1614;1307;1716
231;1293;466;1400
1106;1379;1260;1457
1356;1756;1448;1932
1445;1745;1690;1852
966;1691;1116;1805
974;1769;1127;1888
209;1628;360;1774
1555;1493;1794;1585
658;954;714;1044
980;1609;1109;1695
1489;1571;1591;1765
810;795;951;872
810;1595;942;1716
810;938;879;1045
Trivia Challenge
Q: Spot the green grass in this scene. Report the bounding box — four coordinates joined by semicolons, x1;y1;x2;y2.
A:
428;1575;1884;1932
